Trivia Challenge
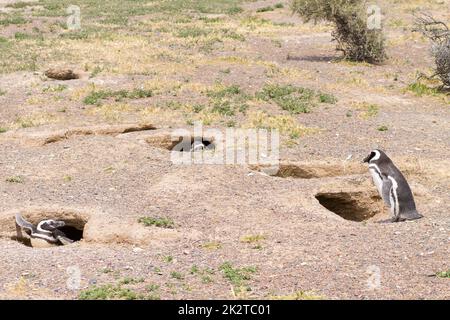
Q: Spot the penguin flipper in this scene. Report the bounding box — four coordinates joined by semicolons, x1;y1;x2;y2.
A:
15;213;35;233
381;177;392;206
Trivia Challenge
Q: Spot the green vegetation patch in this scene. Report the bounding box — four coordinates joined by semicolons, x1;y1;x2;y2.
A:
79;284;146;300
0;14;27;26
436;270;450;278
407;82;441;97
219;261;256;291
206;84;250;116
257;84;336;114
138;216;175;229
83;88;153;105
6;176;24;183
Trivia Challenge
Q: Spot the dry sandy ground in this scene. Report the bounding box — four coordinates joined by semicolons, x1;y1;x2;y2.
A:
0;0;448;299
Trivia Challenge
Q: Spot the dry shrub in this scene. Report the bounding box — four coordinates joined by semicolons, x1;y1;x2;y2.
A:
291;0;386;63
414;13;450;88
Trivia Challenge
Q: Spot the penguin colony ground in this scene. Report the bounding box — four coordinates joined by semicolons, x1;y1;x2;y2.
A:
14;148;422;247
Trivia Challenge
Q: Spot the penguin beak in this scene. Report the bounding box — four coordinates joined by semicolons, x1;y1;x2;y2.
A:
362;154;371;163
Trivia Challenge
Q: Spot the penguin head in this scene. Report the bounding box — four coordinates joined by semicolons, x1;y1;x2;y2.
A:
37;219;65;232
363;149;386;163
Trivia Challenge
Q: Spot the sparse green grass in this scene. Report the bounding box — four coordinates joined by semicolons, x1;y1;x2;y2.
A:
119;277;144;285
436;270;450;278
0;127;8;133
318;92;338;104
146;284;160;292
206;84;250;116
219;262;256;292
407;82;441;97
257;84;336;114
212;100;235;116
14;32;38;41
163;256;173;263
5;1;41;9
0;14;27;26
352;102;379;119
177;27;211;38
78;284;145;300
42;84;67;93
201;241;222;250
138;216;175;229
257;6;275;13
6;176;24;183
207;84;242;99
240;234;265;244
84;88;153;105
377;125;388;131
257;3;285;12
89;66;104;78
190;265;200;274
170;271;184;280
101;268;113;274
190;265;215;283
247;111;316;140
270;290;325;300
0;89;5;96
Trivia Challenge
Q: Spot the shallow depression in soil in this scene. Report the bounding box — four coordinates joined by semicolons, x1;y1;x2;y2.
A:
315;191;384;222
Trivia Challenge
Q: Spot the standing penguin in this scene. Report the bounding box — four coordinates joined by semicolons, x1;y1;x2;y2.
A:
363;149;423;222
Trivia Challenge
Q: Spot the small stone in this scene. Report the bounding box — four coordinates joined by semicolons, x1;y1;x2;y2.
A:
133;247;143;253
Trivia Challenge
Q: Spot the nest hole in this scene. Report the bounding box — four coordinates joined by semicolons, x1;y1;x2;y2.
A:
13;215;87;247
58;225;84;242
170;136;215;152
315;192;384;222
265;163;365;179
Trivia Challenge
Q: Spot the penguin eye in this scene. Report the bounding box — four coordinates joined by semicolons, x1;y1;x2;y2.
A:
370;151;376;160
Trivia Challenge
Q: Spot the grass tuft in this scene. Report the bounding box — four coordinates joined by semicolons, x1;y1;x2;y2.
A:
138;216;174;229
257;84;336;114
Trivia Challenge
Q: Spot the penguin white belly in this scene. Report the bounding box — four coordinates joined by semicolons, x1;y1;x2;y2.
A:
369;167;383;196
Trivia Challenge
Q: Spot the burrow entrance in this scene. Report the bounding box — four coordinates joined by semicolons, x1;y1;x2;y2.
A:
254;163;366;179
315;191;385;222
146;134;216;152
11;211;87;247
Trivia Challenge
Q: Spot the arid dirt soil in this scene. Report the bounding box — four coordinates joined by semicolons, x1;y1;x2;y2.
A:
0;0;449;299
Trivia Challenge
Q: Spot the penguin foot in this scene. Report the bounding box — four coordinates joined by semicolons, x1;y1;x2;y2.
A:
398;211;423;221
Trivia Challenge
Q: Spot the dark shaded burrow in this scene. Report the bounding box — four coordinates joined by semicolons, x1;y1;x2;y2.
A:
170;136;215;152
315;192;384;222
58;225;84;242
